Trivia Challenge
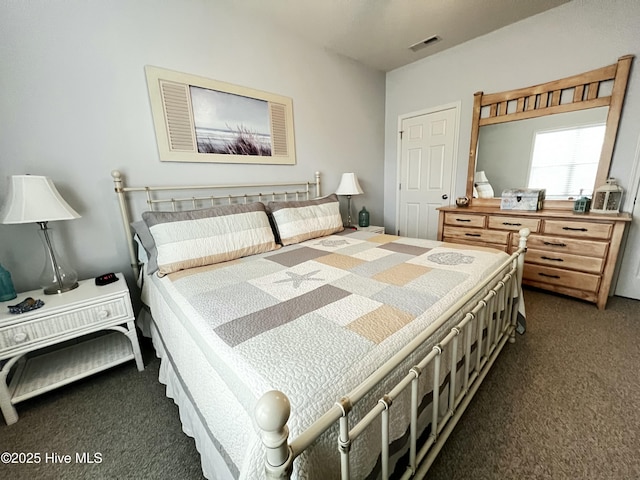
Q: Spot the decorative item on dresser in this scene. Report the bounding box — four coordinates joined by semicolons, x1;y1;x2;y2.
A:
591;178;623;214
0;274;144;425
437;206;631;309
0;175;81;294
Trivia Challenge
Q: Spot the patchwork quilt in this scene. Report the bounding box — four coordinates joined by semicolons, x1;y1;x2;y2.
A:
149;231;512;479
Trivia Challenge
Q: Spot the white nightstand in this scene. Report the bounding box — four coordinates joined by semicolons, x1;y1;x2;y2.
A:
0;274;143;425
357;225;385;234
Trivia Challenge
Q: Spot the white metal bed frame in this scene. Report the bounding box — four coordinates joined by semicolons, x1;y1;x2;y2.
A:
111;170;529;480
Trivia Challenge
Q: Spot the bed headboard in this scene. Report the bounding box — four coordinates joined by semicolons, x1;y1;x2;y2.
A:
111;170;322;278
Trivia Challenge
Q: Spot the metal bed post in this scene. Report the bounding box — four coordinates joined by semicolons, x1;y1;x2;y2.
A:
255;391;294;479
112;170;140;279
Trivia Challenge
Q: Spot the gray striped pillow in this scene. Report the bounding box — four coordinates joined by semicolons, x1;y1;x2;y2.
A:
142;202;278;276
267;194;344;246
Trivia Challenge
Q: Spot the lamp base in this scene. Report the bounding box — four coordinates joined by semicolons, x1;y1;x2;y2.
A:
38;222;79;296
43;281;79;295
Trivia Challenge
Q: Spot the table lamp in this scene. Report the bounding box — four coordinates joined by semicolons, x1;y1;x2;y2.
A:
1;175;81;294
335;172;363;227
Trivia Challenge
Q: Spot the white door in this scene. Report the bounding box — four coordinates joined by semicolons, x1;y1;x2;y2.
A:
398;106;457;239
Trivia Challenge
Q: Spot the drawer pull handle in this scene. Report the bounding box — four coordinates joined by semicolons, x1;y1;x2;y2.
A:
503;222;522;226
563;227;588;232
541;256;563;262
539;272;561;279
98;310;110;319
13;332;28;343
543;241;566;247
455;218;471;222
465;233;482;237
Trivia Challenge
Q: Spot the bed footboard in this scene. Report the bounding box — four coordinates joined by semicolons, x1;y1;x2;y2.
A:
256;229;529;479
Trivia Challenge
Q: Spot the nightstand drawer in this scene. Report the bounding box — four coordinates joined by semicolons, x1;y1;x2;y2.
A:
0;294;130;351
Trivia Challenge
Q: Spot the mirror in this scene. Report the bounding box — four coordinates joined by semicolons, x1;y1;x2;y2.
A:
476;107;608;200
466;55;633;210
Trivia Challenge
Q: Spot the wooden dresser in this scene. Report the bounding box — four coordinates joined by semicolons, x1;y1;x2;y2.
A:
437;206;631;309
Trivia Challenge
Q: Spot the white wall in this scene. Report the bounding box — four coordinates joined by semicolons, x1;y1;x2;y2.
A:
0;0;385;292
385;0;640;233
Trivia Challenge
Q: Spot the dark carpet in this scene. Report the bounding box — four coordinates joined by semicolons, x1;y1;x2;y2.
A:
2;288;639;479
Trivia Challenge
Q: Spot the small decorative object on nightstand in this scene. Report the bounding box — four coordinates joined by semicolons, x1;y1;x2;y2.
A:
591;178;623;214
358;207;370;227
0;264;17;302
0;274;143;425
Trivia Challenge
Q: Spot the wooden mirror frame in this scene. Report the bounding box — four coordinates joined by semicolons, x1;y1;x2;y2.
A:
466;55;633;210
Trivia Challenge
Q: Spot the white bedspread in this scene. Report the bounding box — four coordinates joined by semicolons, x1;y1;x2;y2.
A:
142;231;511;479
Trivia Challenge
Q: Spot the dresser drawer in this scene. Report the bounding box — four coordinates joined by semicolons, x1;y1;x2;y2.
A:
523;264;600;293
512;233;608;258
0;295;130;351
443;226;509;245
542;220;612;239
525;248;604;274
444;213;486;228
488;216;540;232
442;237;509;252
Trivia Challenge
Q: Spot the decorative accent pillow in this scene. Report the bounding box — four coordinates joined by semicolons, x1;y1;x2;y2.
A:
142;202;278;276
267;194;344;246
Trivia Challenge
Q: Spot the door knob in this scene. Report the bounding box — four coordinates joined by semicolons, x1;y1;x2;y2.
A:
442;194;448;200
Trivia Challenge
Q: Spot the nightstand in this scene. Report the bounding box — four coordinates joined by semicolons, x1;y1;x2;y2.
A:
0;274;143;425
357;225;385;234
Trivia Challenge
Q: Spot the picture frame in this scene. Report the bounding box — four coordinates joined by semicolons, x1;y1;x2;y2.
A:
145;65;296;165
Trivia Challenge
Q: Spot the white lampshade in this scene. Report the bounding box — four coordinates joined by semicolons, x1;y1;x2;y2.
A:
335;173;364;196
1;175;81;224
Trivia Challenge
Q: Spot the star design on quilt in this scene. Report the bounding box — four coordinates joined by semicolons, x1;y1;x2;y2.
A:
275;270;325;288
316;239;349;247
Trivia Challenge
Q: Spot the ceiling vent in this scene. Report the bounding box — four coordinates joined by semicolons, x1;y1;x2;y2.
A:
409;35;441;52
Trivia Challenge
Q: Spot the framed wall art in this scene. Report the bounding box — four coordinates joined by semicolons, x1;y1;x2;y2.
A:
145;65;296;164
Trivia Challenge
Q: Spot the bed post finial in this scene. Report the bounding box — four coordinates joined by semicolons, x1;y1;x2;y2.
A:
315;171;321;198
255;390;293;479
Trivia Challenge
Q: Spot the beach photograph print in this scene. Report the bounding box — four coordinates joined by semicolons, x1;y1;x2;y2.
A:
190;86;272;156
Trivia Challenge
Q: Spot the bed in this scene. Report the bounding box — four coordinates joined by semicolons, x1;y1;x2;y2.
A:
111;170;529;480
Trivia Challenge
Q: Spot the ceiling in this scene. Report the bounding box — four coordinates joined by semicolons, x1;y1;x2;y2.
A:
226;0;572;72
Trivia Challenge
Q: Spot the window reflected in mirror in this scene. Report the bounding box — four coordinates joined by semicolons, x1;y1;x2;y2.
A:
475;107;608;200
529;124;605;199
